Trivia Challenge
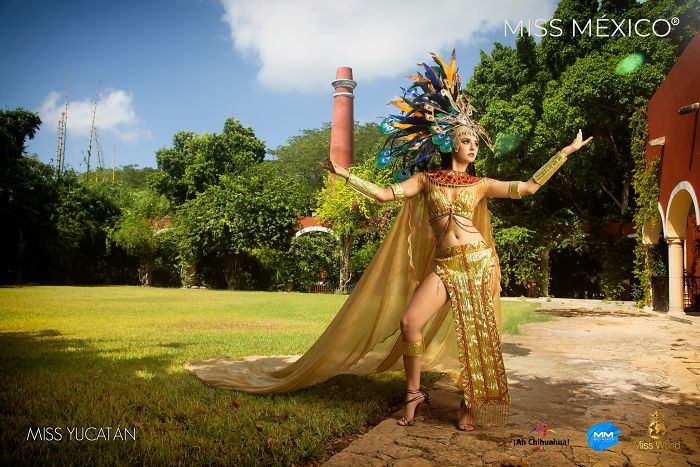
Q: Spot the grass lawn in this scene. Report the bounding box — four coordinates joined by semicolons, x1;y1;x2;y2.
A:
0;286;549;466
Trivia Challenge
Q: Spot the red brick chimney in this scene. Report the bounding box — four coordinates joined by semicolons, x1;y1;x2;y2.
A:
330;67;356;170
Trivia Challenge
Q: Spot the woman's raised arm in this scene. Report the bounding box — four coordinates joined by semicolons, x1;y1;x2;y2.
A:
485;129;592;199
320;160;423;203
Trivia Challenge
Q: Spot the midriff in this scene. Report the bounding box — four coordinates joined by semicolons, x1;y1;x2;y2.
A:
430;214;485;250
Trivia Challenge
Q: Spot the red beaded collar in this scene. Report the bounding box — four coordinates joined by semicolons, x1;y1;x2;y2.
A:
425;169;482;187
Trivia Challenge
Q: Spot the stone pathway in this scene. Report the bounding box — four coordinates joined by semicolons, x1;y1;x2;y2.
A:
323;299;700;466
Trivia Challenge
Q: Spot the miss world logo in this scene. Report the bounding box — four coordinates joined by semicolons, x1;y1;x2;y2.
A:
587;421;621;451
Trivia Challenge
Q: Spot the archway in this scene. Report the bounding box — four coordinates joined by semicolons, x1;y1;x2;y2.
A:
665;182;700;315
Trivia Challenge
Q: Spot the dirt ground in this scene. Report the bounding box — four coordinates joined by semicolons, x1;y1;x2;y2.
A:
323;298;700;467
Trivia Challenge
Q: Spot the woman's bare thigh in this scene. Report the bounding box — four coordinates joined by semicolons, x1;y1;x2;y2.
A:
401;272;449;336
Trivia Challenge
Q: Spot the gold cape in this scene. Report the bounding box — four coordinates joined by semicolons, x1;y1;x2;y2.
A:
184;194;502;393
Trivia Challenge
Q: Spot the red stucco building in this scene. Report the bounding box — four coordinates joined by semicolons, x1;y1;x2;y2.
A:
643;31;700;315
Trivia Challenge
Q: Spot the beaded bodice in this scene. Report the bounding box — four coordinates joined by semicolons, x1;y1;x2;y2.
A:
421;170;493;238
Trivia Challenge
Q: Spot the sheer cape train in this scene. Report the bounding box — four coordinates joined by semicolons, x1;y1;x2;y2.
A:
184;194;502;393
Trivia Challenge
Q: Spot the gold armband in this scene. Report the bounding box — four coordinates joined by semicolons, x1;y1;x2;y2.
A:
402;338;424;357
346;174;381;200
532;151;568;185
390;183;405;200
508;181;521;199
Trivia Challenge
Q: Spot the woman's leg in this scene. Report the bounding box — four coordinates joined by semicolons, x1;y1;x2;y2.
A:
398;272;448;422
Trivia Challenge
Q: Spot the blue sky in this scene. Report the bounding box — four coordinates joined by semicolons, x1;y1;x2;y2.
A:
1;0;557;170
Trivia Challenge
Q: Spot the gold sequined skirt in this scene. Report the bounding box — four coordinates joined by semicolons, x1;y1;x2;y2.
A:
434;240;511;426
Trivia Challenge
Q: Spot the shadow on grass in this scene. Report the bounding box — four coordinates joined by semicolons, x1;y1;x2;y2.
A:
0;329;426;466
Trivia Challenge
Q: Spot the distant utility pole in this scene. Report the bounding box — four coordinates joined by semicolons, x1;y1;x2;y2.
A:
54;81;69;177
112;143;116;183
86;81;101;176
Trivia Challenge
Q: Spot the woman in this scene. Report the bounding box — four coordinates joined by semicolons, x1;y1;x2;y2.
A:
185;51;591;431
322;125;590;430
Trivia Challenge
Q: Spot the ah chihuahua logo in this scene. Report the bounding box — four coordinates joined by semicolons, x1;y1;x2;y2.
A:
587;421;621;451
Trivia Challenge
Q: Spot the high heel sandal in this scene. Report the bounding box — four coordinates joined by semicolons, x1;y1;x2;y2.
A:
457;400;475;431
397;387;431;426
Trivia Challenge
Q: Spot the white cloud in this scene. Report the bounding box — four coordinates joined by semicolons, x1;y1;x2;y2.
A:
219;0;557;92
38;88;150;143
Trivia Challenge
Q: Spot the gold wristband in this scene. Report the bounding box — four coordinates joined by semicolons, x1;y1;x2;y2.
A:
390;183;405;200
346;174;381;200
508;181;521;199
532;151;568;185
402;338;424;357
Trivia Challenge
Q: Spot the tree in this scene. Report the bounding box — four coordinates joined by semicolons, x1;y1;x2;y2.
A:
0;108;42;161
174;165;305;289
150;118;266;205
253;232;340;292
316;156;399;292
108;189;171;286
466;0;700;298
0;109;47;283
269;122;384;211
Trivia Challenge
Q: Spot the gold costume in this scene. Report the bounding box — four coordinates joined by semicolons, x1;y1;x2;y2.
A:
423;170;510;424
185;168;512;425
184;48;575;428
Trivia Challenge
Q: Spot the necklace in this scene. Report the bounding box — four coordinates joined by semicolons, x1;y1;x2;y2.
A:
427;169;481;186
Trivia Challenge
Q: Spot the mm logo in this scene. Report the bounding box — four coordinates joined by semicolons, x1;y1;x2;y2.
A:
587;422;621;451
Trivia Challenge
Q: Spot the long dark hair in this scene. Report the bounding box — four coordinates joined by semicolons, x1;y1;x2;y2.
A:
440;153;476;175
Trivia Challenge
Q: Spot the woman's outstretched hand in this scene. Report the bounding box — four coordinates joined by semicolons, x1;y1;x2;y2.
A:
319;159;350;179
562;129;593;156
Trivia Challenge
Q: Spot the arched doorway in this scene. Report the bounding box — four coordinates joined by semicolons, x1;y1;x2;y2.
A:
665;182;700;314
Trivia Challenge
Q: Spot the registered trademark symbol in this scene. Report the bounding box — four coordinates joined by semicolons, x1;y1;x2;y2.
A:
671;17;679;26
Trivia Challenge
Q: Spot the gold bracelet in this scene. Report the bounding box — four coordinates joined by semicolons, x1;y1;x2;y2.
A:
532;151;568;185
402;338;424;357
390;183;405;200
346;174;381;200
508;181;521;199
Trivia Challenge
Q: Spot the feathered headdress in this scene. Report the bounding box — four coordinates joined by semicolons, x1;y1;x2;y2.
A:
377;50;493;181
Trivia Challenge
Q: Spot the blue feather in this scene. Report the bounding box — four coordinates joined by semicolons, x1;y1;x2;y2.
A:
422;63;442;91
394;168;412;182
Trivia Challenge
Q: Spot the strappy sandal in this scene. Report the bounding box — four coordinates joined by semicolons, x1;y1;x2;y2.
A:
457;399;475;431
397;387;431;426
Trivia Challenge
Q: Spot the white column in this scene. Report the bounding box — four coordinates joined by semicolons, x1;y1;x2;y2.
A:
666;237;685;315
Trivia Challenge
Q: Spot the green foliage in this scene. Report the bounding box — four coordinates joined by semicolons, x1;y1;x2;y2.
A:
598;237;637;300
147;117;306;289
150;118;266;205
0;107;42;161
629;105;663;305
316;157;397;239
467;0;699;298
174;167;305;289
51;177;123;280
253;232;340;291
270;122;384;211
91;164;158;188
108;189;172;286
0;108;128;284
493;222;545;294
316;156;401;289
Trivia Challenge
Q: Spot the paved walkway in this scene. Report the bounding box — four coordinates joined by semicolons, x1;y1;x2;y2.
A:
323;299;700;467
